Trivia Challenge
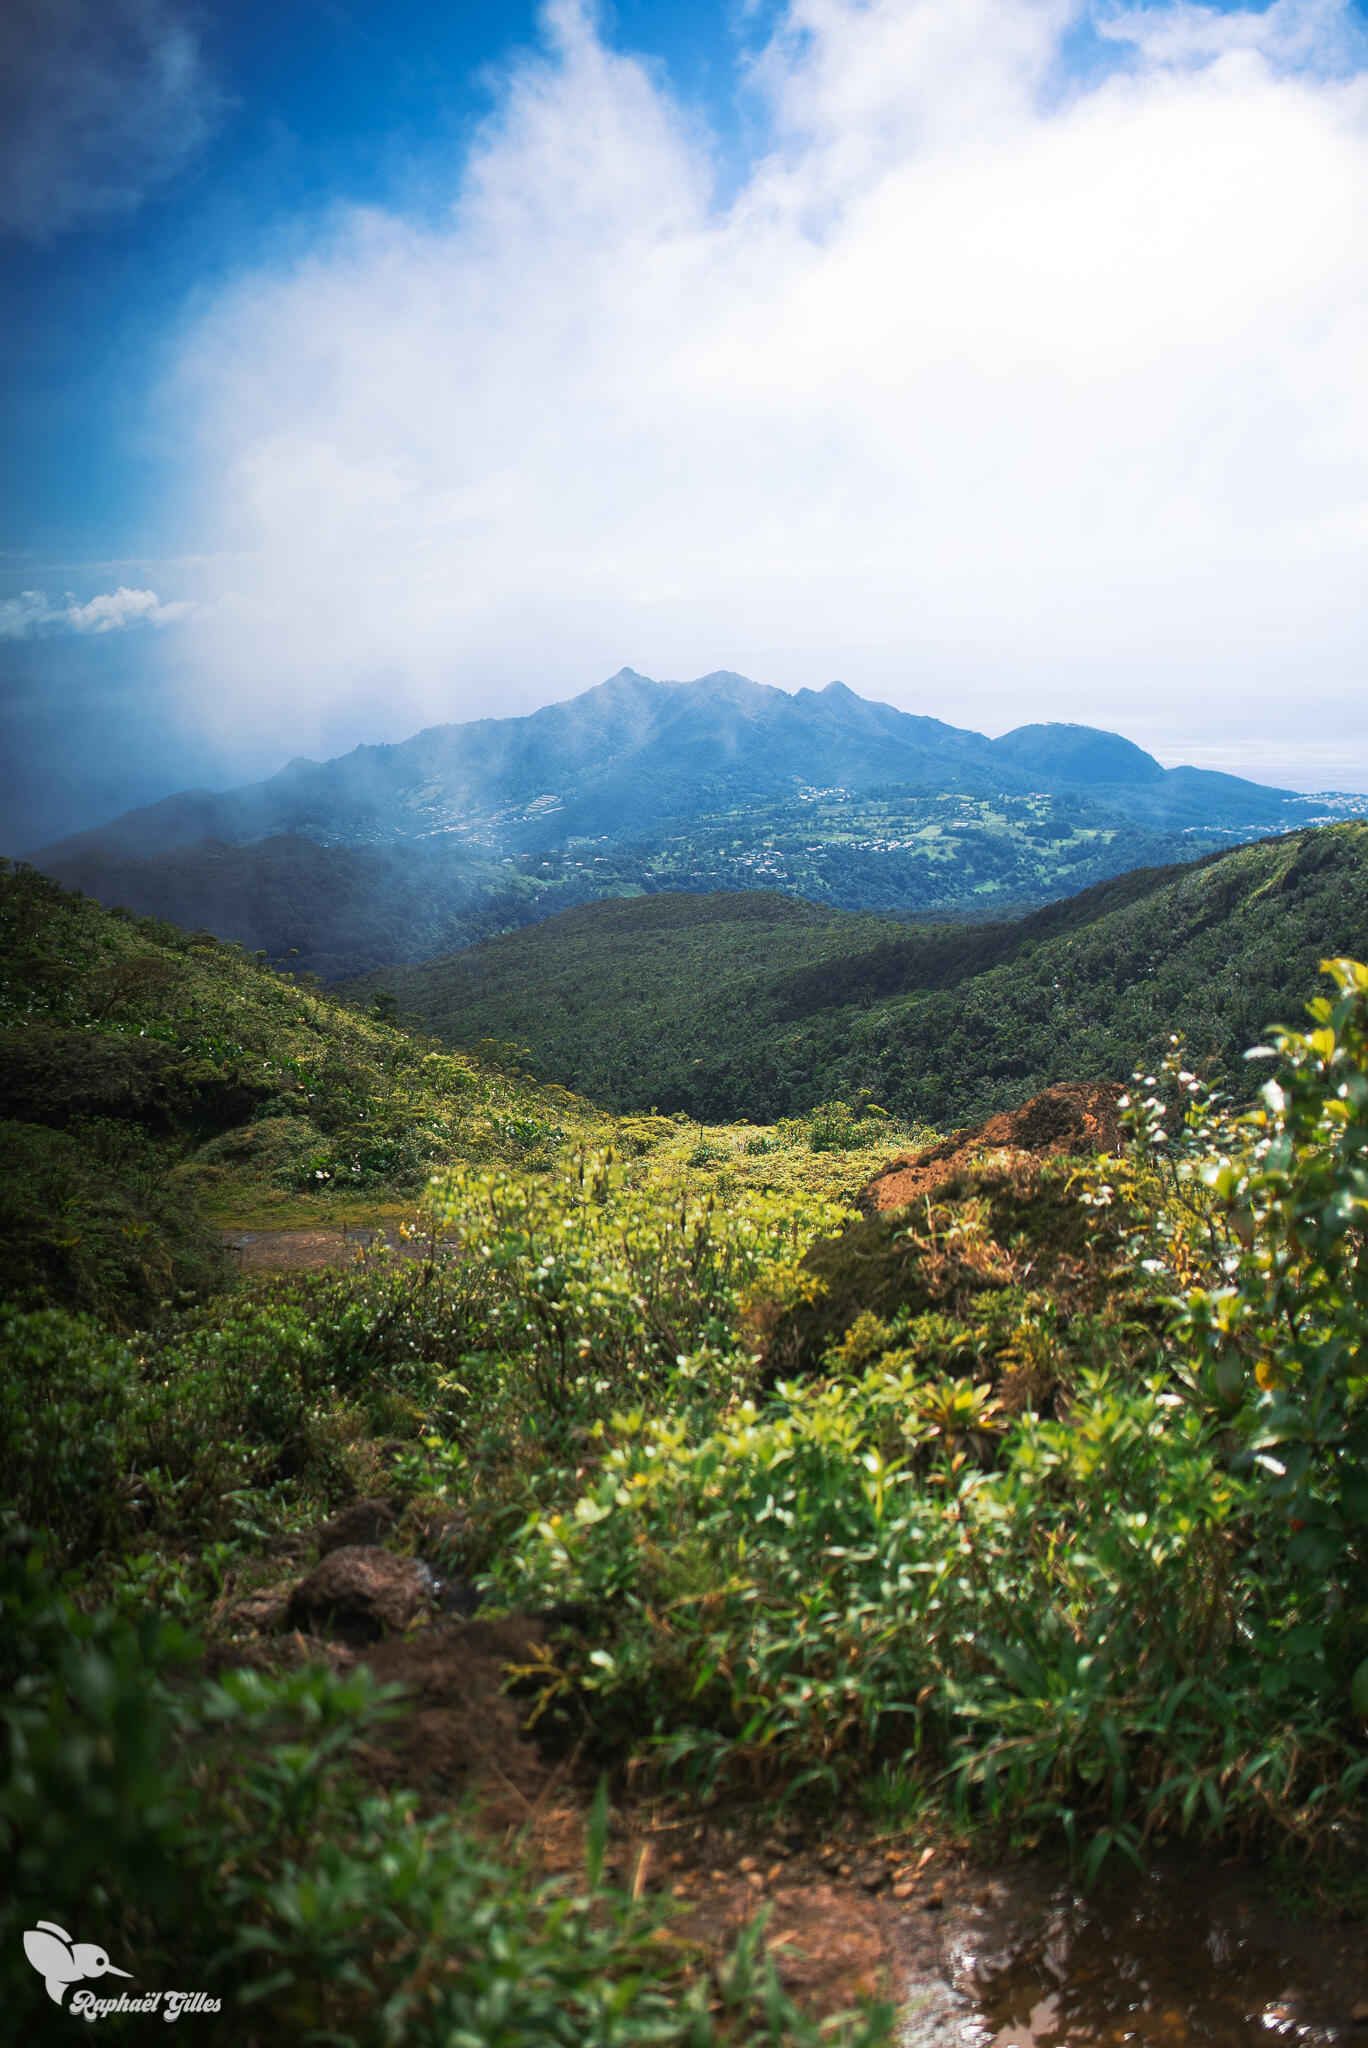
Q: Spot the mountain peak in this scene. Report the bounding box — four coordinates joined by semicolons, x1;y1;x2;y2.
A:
27;669;1313;869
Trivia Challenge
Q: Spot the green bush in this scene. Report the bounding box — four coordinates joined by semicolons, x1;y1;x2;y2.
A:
1132;960;1368;1733
473;968;1368;1865
0;1312;144;1561
0;1253;497;1571
423;1152;847;1421
773;1103;890;1154
492;1361;1333;1862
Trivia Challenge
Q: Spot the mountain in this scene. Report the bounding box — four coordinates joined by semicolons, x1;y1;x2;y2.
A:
28;670;1365;979
29;669;1347;869
348;822;1368;1126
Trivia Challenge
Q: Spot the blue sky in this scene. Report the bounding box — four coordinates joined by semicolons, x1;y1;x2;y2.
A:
3;1;767;561
4;0;1368;849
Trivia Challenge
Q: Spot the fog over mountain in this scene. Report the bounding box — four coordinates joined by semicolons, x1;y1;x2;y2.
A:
26;669;1366;982
28;670;1348;868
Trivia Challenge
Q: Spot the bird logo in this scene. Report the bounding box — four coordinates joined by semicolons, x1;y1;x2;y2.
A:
22;1921;133;2006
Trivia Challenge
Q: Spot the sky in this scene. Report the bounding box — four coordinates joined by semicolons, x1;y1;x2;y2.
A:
3;0;1368;851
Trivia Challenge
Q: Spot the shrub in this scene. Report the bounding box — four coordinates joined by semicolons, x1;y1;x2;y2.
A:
777;1103;891;1154
0;1312;143;1559
477;971;1368;1863
424;1152;848;1420
491;1363;1306;1848
0;1119;226;1320
1131;961;1368;1734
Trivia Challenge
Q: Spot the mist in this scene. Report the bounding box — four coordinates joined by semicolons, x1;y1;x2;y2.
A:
141;0;1368;787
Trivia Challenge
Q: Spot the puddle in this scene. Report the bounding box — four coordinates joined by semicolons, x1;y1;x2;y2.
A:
222;1225;418;1271
899;1865;1366;2047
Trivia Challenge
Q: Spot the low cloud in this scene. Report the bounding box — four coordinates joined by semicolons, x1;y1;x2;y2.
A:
163;0;1368;777
0;587;193;640
0;0;218;243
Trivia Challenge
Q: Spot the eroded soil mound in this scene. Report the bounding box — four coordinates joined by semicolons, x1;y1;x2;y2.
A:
214;1495;578;1829
858;1080;1126;1215
763;1152;1139;1382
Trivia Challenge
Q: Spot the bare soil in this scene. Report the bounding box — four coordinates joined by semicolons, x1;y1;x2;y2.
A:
859;1080;1126;1215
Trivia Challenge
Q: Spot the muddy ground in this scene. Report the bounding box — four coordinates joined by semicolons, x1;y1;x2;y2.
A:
214;1559;1368;2044
221;1223;421;1272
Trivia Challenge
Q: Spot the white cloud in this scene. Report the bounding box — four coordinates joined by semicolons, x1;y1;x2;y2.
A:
164;0;1368;781
0;0;218;243
0;587;193;640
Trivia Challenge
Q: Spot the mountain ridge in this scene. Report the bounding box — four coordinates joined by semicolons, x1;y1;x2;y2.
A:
27;667;1337;868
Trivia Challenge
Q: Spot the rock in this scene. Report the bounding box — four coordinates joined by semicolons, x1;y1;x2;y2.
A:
315;1497;397;1556
285;1545;430;1644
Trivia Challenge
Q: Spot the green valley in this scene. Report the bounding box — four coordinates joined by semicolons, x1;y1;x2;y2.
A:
34;784;1221;980
355;822;1368;1125
5;844;1368;2043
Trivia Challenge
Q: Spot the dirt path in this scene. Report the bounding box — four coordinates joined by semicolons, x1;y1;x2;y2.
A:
213;1575;1368;2041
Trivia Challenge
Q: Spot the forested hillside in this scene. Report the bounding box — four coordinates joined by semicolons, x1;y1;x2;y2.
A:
0;859;618;1317
38;832;617;981
356;824;1368;1123
36;786;1230;978
6;854;1368;2040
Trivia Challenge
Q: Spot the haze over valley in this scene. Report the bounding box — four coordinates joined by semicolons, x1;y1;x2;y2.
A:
29;668;1368;978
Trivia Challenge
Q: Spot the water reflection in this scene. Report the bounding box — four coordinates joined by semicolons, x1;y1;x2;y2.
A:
900;1868;1351;2047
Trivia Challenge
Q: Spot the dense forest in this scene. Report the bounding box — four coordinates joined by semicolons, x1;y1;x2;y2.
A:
4;853;1368;2042
356;824;1368;1124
